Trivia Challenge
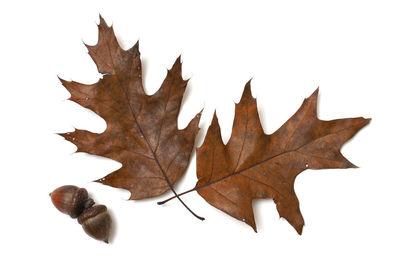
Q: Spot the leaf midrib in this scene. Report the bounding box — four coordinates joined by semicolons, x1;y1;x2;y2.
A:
197;122;364;193
104;40;171;178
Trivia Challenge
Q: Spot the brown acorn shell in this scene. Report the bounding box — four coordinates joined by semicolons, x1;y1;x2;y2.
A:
78;205;112;243
50;185;93;218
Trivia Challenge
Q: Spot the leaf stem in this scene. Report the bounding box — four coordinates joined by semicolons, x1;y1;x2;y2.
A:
158;187;197;205
158;169;204;220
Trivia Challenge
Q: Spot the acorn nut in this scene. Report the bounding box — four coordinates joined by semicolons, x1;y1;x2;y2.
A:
50;185;111;243
50;185;94;218
78;205;112;243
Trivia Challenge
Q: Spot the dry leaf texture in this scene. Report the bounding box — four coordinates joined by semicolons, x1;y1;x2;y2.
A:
59;16;201;200
195;81;370;233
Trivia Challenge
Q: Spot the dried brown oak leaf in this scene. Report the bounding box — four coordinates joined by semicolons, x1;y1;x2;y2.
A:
59;17;201;211
193;82;369;233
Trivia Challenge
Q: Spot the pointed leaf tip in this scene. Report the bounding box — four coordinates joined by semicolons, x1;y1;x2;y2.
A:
296;225;303;235
98;14;107;26
58;76;67;85
239;80;254;103
200;110;224;148
211;110;219;125
192;108;203;124
56;132;67;139
245;78;253;88
205;111;223;136
309;87;319;100
134;40;140;49
170;55;182;73
128;40;140;57
300;87;319;113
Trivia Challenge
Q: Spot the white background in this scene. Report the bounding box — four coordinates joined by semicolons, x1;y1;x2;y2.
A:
1;0;399;267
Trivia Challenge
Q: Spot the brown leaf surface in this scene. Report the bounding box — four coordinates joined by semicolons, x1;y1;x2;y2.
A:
59;17;201;202
195;81;370;233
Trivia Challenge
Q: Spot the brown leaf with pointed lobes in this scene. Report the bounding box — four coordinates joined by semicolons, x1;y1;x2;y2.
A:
196;81;370;233
59;16;202;200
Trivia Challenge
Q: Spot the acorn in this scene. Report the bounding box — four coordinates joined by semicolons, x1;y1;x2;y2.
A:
78;205;112;243
50;185;112;243
50;185;94;218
